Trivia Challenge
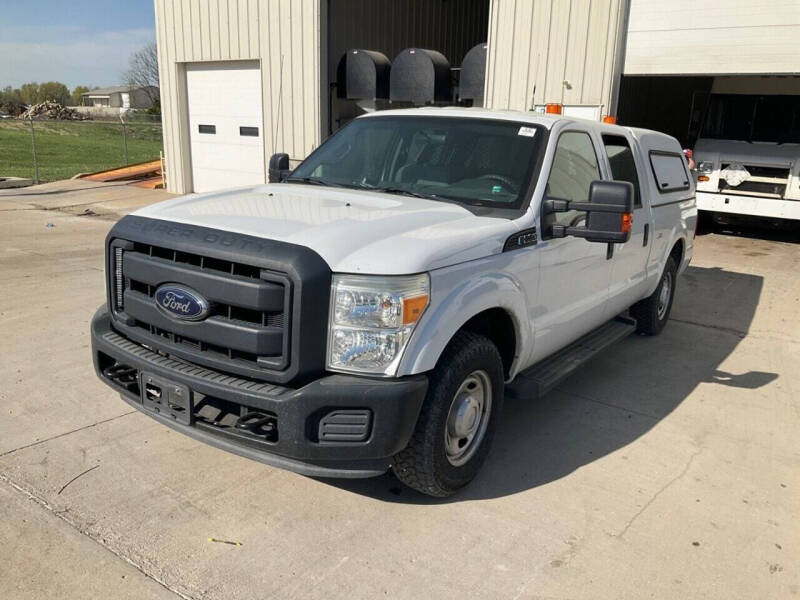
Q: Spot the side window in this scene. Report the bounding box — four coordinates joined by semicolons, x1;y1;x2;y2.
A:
602;134;642;208
545;131;601;229
650;152;690;192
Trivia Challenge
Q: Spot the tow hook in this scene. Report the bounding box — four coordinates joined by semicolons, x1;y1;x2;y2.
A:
235;412;276;436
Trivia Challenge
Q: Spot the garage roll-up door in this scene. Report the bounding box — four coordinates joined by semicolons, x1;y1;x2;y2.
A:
625;0;800;75
186;61;265;193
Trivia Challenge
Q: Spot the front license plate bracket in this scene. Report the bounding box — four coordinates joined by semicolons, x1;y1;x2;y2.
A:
140;372;193;425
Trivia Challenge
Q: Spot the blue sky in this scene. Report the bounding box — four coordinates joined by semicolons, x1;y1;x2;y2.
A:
0;0;156;89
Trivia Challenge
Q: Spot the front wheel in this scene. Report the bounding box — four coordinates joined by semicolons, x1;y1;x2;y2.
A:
631;255;678;336
393;331;504;497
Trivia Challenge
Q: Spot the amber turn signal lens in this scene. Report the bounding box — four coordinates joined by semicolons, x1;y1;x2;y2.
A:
602;115;617;124
402;295;429;325
545;103;562;114
697;175;709;182
621;212;633;234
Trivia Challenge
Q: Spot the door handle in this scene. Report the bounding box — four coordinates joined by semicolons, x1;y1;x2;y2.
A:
643;224;649;247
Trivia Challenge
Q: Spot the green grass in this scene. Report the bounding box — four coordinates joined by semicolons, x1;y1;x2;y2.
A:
0;120;163;182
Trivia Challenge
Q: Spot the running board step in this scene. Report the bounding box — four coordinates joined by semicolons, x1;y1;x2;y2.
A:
506;315;637;400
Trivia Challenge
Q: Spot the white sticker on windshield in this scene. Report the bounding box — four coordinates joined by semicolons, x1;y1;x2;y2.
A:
517;126;536;137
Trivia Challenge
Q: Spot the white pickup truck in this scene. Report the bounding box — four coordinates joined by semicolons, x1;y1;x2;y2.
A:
91;108;696;496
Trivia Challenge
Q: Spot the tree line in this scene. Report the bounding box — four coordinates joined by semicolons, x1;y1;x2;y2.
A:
0;83;95;107
1;43;160;109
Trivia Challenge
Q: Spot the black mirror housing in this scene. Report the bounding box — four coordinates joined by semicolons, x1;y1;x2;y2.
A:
585;180;634;243
268;153;291;183
545;180;634;244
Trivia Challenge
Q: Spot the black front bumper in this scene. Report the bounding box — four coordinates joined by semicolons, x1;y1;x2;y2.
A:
91;308;428;478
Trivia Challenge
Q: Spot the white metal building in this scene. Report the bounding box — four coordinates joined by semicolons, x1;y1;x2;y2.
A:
154;0;800;194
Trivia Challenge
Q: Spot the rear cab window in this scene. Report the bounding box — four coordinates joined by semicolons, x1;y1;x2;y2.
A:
602;134;642;208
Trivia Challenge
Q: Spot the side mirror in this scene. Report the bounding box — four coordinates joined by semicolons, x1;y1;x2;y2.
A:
268;153;291;183
544;180;634;244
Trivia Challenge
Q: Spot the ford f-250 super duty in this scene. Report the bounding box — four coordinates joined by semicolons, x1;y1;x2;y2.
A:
91;108;696;497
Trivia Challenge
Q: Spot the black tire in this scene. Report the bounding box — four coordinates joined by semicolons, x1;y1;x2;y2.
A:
393;331;504;497
631;255;678;336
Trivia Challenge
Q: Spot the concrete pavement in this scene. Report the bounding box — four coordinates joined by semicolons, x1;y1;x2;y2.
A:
0;181;798;599
0;483;175;600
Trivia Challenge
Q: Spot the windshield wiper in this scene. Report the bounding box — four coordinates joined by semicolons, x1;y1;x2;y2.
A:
366;186;441;200
284;176;345;187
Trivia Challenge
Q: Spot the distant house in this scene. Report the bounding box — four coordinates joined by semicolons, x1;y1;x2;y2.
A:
80;86;158;109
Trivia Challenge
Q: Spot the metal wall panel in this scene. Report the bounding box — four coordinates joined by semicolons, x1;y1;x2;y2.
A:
155;0;322;193
625;0;800;75
485;0;627;114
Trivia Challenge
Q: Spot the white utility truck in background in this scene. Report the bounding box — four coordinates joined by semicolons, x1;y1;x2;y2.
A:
694;77;800;224
92;108;696;496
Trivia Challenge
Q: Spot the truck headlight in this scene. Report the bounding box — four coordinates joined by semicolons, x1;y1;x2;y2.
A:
697;161;714;175
327;273;429;375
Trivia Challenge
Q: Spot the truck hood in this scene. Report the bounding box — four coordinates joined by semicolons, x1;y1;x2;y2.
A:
132;183;521;274
694;138;800;166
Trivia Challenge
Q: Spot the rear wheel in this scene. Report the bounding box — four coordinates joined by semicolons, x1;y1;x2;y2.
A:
393;331;504;497
631;255;677;336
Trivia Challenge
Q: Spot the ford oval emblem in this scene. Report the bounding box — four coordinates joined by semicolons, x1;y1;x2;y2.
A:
154;284;210;321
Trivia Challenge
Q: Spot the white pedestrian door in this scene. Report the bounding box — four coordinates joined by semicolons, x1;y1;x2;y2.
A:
185;61;265;193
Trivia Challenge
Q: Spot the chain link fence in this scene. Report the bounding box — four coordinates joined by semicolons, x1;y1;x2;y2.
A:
0;113;163;184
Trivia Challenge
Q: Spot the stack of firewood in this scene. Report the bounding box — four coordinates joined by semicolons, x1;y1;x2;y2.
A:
20;101;89;120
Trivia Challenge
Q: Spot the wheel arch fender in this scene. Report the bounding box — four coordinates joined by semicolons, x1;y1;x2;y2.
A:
397;269;531;380
646;225;690;297
668;199;696;272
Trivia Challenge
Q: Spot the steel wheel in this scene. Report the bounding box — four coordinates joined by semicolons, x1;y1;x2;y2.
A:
393;331;504;496
444;369;493;467
657;270;673;321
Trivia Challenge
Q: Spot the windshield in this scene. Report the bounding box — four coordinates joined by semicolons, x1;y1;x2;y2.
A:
701;94;800;143
289;116;545;209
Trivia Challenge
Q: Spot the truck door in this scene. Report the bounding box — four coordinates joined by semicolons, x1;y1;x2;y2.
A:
601;133;652;316
530;130;613;364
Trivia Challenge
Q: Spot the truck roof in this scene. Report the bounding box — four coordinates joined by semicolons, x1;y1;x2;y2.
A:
358;107;679;147
358;106;565;128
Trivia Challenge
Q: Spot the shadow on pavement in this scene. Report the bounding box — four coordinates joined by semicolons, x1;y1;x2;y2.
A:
325;264;776;503
708;370;778;389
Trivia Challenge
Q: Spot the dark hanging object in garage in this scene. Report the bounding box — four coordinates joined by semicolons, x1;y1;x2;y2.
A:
390;48;451;103
336;49;391;100
459;43;488;102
